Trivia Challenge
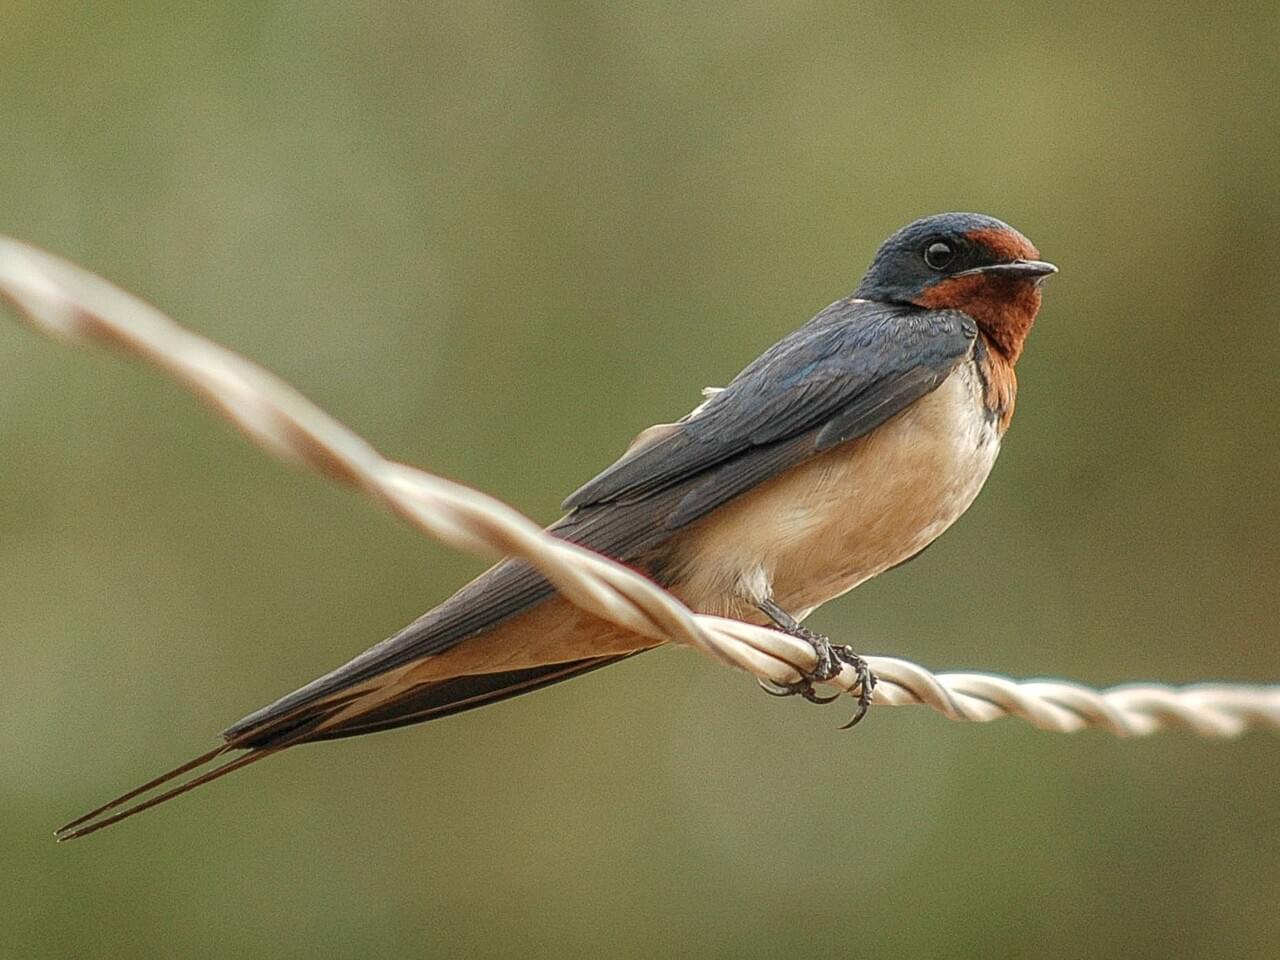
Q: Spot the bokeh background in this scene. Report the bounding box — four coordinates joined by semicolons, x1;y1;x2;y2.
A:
3;2;1278;957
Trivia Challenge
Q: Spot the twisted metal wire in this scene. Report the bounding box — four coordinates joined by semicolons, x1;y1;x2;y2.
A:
2;235;1276;740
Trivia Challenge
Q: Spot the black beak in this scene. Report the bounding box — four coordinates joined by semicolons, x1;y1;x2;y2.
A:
959;259;1058;280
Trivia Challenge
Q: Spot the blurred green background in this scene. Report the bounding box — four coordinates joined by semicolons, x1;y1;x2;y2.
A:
2;2;1278;957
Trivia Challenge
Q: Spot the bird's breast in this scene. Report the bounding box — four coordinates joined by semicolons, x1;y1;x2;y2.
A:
669;360;1002;620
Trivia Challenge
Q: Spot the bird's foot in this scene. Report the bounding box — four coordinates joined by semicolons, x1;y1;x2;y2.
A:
756;612;877;727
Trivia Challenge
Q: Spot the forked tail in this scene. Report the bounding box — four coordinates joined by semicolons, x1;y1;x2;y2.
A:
55;654;632;840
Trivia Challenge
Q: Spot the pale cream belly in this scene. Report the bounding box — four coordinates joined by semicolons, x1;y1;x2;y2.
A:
665;364;1002;620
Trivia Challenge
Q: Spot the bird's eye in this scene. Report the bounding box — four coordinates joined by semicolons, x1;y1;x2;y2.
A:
924;241;954;270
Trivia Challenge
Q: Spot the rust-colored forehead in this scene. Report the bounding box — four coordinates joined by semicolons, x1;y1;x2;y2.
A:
966;226;1039;261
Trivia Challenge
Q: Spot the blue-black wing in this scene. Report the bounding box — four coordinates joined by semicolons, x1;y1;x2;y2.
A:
224;300;973;744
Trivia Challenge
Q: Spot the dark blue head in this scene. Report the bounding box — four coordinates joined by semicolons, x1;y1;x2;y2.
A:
855;212;1057;360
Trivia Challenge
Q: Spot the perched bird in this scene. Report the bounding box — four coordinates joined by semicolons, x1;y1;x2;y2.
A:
57;212;1055;839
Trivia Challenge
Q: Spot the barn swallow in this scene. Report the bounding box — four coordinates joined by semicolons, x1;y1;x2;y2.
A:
56;212;1055;839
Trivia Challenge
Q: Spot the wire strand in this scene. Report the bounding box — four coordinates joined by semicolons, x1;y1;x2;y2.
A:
2;236;1277;740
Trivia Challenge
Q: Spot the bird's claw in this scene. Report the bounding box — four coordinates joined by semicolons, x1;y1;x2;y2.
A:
756;626;878;726
838;649;877;729
757;676;844;704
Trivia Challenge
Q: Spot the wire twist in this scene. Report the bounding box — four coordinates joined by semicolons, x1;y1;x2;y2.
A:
2;235;1277;740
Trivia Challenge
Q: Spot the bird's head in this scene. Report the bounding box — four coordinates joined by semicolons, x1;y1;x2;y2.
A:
855;213;1056;362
